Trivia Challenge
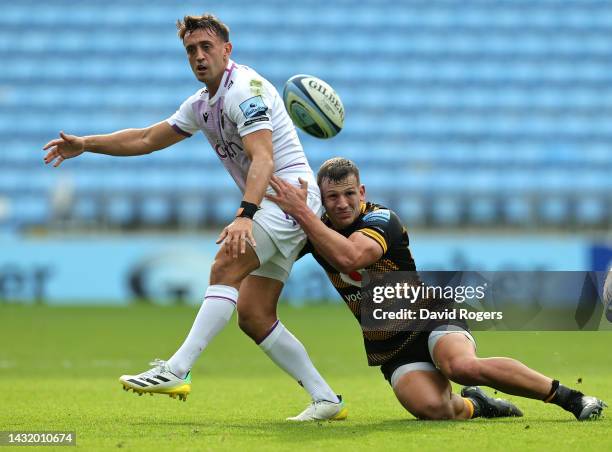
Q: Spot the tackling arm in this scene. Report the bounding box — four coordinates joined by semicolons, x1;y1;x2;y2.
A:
267;177;383;273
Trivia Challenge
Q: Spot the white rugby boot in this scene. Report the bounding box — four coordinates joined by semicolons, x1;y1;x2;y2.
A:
286;395;348;421
119;359;191;401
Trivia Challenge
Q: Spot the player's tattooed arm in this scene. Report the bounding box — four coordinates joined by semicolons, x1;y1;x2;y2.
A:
267;176;383;272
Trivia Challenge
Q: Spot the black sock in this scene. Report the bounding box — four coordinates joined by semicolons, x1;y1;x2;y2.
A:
467;397;481;418
547;381;583;414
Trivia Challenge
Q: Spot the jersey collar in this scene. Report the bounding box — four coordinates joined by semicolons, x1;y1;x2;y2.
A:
208;59;237;105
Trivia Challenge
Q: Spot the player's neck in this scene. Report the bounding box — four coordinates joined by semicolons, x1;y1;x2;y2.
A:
206;60;232;98
206;79;222;98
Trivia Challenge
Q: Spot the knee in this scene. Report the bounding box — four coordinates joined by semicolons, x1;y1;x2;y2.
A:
236;308;258;337
237;306;276;342
440;358;482;385
396;386;455;420
210;258;232;286
410;399;455;420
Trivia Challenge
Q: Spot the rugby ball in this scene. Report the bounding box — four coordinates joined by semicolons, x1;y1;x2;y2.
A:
283;74;344;139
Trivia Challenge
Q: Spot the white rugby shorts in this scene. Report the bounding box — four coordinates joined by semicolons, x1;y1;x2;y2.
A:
250;190;322;283
389;326;477;390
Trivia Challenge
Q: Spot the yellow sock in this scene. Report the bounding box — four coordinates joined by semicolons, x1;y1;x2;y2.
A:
463;397;475;419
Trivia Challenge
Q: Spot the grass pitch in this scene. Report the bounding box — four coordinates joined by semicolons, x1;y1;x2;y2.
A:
0;304;611;451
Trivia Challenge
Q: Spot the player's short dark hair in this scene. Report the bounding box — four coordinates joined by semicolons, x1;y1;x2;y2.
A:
317;157;360;186
177;13;230;42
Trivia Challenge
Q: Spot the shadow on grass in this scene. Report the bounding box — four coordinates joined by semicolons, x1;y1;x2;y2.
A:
128;416;548;442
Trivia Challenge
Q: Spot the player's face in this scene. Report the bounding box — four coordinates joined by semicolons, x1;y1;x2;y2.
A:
183;28;232;93
320;174;366;229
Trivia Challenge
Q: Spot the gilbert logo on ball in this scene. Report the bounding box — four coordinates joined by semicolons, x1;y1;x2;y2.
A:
283;74;344;139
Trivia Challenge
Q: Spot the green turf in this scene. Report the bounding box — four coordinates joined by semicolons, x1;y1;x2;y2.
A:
0;304;610;451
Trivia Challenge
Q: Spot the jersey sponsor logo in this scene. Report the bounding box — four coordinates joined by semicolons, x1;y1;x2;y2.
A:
363;209;391;224
203;112;209;123
340;269;370;288
214;140;242;160
250;78;263;96
344;292;363;302
239;96;269;120
244;116;270;127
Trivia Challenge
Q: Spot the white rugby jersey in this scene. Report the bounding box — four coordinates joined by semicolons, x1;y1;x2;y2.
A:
167;60;318;195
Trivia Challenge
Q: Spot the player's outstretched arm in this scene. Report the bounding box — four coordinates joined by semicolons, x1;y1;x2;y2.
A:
42;131;85;167
42;121;187;167
267;176;382;273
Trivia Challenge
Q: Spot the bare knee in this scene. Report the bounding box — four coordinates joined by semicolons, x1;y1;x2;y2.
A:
409;399;455;420
209;250;258;287
210;258;239;287
394;373;456;420
440;358;482;385
237;306;276;342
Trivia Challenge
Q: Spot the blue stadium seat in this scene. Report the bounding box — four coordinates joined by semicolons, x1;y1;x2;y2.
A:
1;0;611;228
575;197;606;225
72;197;99;222
176;196;208;228
396;198;426;226
106;196;134;225
209;194;243;225
539;197;571;224
141;197;172;225
503;196;533;225
11;196;49;226
468;197;497;224
431;197;462;225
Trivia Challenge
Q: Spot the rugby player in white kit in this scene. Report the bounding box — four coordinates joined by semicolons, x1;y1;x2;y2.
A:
42;13;346;421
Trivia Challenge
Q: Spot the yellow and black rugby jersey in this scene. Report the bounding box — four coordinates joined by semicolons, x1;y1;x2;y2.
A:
301;202;426;366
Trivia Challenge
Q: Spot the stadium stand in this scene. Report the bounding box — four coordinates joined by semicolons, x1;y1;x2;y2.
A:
0;0;610;230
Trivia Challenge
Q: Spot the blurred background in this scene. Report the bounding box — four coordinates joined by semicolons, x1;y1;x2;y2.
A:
0;0;611;305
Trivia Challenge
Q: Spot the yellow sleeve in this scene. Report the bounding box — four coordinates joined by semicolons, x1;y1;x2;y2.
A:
357;227;388;254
